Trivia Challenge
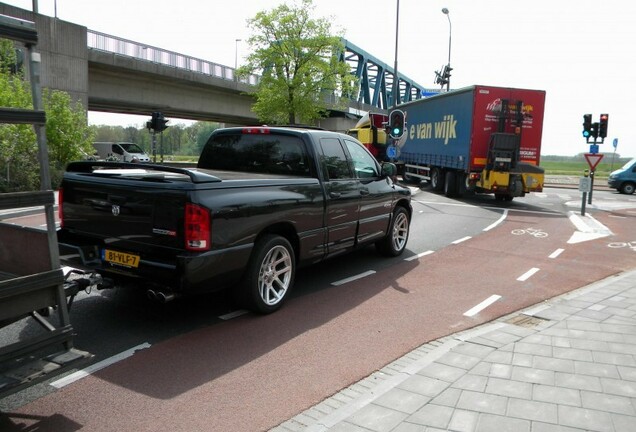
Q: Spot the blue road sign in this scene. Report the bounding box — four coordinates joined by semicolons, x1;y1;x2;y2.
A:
421;89;441;97
613;138;618;149
589;144;599;154
386;145;397;159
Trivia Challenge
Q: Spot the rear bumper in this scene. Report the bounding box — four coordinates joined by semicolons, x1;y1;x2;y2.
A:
58;231;252;295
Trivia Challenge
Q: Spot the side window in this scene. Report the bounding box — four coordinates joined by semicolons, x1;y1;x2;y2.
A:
112;145;123;155
320;138;352;180
344;139;379;179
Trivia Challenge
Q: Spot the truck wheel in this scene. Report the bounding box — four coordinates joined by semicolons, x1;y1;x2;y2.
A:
430;168;444;192
444;171;457;197
376;207;410;257
241;234;295;314
621;182;635;195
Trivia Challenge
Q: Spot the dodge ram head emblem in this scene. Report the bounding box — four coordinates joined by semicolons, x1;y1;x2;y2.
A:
112;205;120;216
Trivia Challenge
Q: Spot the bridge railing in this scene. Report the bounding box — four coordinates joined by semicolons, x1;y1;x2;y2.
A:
87;30;259;86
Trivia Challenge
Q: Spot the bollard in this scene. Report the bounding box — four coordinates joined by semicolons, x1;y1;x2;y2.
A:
579;170;590;216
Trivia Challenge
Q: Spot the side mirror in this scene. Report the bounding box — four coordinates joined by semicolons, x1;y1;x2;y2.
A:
381;162;397;178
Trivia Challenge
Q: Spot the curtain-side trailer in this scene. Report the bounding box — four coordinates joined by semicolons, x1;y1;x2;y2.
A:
397;85;546;201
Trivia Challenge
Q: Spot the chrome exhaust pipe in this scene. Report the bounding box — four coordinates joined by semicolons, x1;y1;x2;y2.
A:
146;289;157;301
156;291;176;303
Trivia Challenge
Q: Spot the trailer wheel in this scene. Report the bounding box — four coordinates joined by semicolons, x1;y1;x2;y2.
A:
430;168;444;192
240;234;295;314
456;173;467;197
376;207;410;257
444;171;457;197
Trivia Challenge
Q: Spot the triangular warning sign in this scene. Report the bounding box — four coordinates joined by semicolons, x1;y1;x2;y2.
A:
584;153;604;170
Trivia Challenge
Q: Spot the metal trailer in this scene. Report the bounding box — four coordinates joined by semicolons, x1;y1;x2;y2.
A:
0;14;92;399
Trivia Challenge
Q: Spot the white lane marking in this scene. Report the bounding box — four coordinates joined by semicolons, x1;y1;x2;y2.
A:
405;250;434;261
50;343;151;389
463;295;502;317
549;248;564;259
517;267;540;281
411;199;561;216
452;236;471;245
483;209;508;231
567;211;613;244
331;270;376;286
219;309;249;320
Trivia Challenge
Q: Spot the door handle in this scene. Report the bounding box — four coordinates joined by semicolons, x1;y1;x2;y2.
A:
360;189;370;196
329;192;341;198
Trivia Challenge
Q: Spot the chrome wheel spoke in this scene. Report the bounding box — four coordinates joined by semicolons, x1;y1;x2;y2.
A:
258;245;292;306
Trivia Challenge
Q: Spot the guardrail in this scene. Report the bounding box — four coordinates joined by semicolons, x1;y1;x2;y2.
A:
87;30;259;86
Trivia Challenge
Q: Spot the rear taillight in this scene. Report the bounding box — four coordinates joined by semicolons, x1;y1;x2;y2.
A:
185;203;210;251
58;187;63;228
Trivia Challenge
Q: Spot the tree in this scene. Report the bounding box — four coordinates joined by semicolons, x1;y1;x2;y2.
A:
0;38;94;191
239;0;355;125
44;89;95;167
0;39;39;191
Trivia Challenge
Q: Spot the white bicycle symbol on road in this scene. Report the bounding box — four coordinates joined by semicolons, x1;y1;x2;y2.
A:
511;227;549;238
608;241;636;251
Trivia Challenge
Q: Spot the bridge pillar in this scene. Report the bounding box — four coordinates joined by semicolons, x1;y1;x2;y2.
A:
0;4;89;109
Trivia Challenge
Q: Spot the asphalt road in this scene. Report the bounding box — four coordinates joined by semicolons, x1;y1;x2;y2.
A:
1;185;635;431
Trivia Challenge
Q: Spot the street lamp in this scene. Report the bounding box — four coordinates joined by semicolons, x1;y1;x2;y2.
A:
442;8;452;91
234;39;242;81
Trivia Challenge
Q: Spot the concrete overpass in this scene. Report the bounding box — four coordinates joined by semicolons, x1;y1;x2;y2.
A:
0;3;430;131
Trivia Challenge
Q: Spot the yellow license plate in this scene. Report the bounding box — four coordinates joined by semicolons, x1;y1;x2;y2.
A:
102;249;140;268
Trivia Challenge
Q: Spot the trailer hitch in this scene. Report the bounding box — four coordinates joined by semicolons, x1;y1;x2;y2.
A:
63;268;104;310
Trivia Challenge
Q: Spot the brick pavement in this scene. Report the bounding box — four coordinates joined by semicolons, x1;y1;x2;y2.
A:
273;269;636;432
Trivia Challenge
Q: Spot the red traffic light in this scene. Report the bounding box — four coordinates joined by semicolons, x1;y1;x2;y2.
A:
599;113;609;139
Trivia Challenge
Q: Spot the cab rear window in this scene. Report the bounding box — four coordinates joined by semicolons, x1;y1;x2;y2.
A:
198;134;310;177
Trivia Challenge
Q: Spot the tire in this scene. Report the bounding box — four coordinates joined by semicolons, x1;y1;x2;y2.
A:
241;234;295;314
621;182;635;195
456;173;467;197
430;168;444;192
376;207;410;257
444;171;457;197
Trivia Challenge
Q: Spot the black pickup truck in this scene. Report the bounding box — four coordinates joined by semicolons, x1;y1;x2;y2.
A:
58;126;412;313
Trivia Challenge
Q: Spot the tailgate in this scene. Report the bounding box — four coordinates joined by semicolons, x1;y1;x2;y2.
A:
62;180;186;249
59;163;219;251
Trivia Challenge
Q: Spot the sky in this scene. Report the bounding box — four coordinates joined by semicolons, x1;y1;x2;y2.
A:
3;0;636;157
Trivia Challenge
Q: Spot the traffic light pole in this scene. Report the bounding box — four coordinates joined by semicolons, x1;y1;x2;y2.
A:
151;131;157;163
581;113;610;207
588;170;594;205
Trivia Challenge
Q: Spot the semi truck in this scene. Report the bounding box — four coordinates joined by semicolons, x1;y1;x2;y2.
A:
353;85;546;201
397;85;545;200
347;112;389;161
